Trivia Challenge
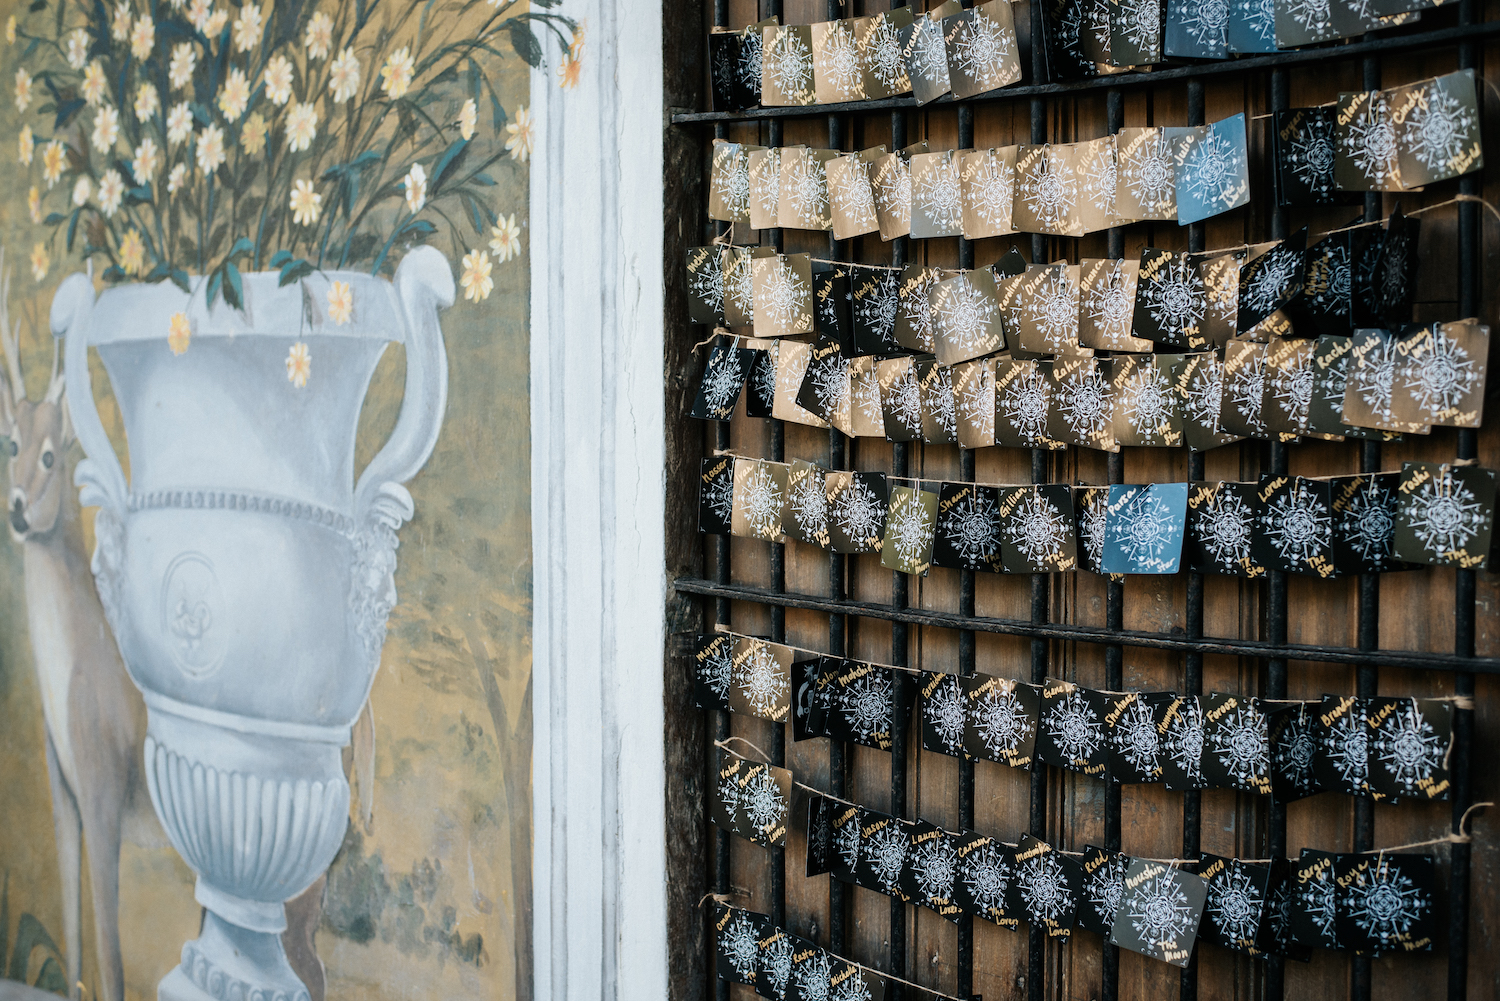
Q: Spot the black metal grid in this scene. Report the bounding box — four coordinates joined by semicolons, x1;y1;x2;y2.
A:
688;3;1485;1000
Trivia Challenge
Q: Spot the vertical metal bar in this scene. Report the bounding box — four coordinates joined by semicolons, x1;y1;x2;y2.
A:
711;5;730;994
765;109;788;934
825;103;849;958
1027;75;1049;1001
889;104;911;1000
1450;13;1480;1001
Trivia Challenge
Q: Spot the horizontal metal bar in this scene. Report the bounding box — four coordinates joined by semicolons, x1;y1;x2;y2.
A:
674;576;1500;674
669;21;1500;125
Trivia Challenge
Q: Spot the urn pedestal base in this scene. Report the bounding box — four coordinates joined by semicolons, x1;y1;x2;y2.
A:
160;912;310;1001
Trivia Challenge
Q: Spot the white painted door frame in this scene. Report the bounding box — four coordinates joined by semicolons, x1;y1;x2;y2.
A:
529;2;668;999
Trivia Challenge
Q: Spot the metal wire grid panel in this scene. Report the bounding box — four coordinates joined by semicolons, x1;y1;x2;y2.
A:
674;2;1490;1000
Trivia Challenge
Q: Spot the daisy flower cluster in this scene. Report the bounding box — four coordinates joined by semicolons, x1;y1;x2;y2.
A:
7;0;573;315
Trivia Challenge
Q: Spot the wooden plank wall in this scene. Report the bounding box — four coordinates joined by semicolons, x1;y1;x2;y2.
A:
664;3;1500;1000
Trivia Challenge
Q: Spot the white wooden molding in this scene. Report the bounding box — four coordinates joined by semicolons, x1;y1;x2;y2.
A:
530;3;667;999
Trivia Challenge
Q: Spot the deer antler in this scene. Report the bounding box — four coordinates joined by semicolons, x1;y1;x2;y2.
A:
0;246;24;403
44;336;63;404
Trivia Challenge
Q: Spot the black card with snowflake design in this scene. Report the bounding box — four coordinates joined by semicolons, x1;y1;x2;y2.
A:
1376;210;1421;329
1188;249;1244;348
745;346;777;418
784;459;832;549
1105;691;1174;784
1284;228;1356;336
1313;695;1373;797
962;674;1040;767
1394;461;1497;569
1342;327;1431;435
1335;89;1405;192
1287;849;1341;950
1263;865;1313;962
1254;473;1338;577
707;31;743;114
1219;339;1271;440
831;961;889;1001
715;904;770;986
1187;480;1263;576
1333;853;1436;954
786;940;837;1001
699;455;737;536
813;265;853;346
877;357;924;442
996;358;1065;450
1304;334;1395;441
1113;354;1187;447
954;358;998;449
849;265;903;356
730;756;792;846
1268;702;1325;801
1072;486;1116;578
1102;483;1188;575
823;660;905;752
934;482;1006;574
829;803;864;884
827;470;890;555
1366;697;1451;801
896;265;952;354
1164;0;1229;59
1274;109;1358;207
1197;855;1273;955
1011;835;1083;940
1040;0;1099;81
1037;679;1110;775
693;632;736;711
1392;318;1489;430
1077;846;1129;937
1262;337;1318;441
1047;356;1119;452
918;361;960;445
944;0;1023;99
1109;0;1165;66
795;656;833;742
920;670;971;758
1134;248;1208;350
1175;352;1244;451
1109;858;1207;966
687;245;726;325
999;484;1080;573
728;636;793;723
796;336;851;431
881;484;940;576
753;926;805;1001
952;832;1020;927
693;344;752;422
1174;114;1250;226
1237;229;1307;334
1392;69;1484;188
855;810;913;900
1156;694;1210;791
1330;472;1412;574
902;821;965;920
1201;692;1272;795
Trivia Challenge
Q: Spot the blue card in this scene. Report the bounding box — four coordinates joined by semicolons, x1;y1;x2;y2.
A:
1226;0;1278;52
1175;114;1250;225
1102;483;1189;574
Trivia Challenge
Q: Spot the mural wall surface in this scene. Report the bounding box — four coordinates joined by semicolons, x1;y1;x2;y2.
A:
0;2;573;1000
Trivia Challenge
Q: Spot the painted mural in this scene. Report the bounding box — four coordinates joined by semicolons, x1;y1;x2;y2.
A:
0;2;573;1000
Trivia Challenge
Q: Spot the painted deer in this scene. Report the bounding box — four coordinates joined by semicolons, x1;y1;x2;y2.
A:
0;255;143;1001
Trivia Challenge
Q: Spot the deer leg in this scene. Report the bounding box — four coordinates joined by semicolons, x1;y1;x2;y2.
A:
282;875;327;1001
72;726;128;1001
44;732;82;1001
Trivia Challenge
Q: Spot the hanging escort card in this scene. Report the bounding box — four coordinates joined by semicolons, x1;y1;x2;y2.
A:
1176;352;1243;451
784;458;832;548
882;484;940;575
1102;482;1188;574
778;147;837;232
1198;855;1274;955
1220;339;1271;439
724;246;773;330
1269;701;1325;801
755;926;804;1001
699;455;737;536
1254;474;1336;578
1109;859;1207;966
934;482;1006;573
1047;356;1118;451
1274;108;1353;206
896;264;951;353
1237;229;1308;334
900;9;954;105
1287;229;1355;334
962;675;1041;766
805;795;834;874
878;357;924;442
748;146;785;231
1080;258;1153;351
856;809;912;899
873;142;926;240
687;246;726;326
829;802;864;884
1157;694;1208;791
858;6;915;98
1226;0;1278;53
731;458;789;541
910;149;966;239
1335;89;1405;191
849;356;888;438
1366;696;1451;801
1305;335;1363;438
1333;853;1436;954
1015;143;1086;237
752;253;815;338
1394;461;1496;569
692;343;752;421
902;821;964;919
1330;472;1409;574
827;470;889;555
953;833;1019;928
996;358;1063;449
1076;135;1122;233
797;335;852;431
1165;0;1230;58
1073;485;1113;577
715;904;769;986
1187;480;1263;576
1113;354;1186;448
1174;114;1251;225
962;146;1020;239
745;344;778;418
761;24;817;107
820;660;904;751
727;636;793;722
713;752;790;847
796;657;833;742
812;18;867;104
1009;263;1081;355
1109;0;1165;65
1011;835;1083;939
1134;248;1208;350
708;26;751;114
787;942;835;1001
1078;846;1129;938
930;269;1007;365
1391;68;1483;187
944;0;1023;98
1314;695;1372;798
1288;849;1340;950
1201;692;1272;795
1191;248;1245;347
999;484;1079;572
1392;319;1489;429
709;139;756;224
918;360;960;445
827;149;883;241
1105;691;1170;784
813;264;852;345
1262;337;1318;440
849;264;903;355
693;631;735;711
1376;209;1421;327
1037;679;1109;775
1264;870;1313;961
953;358;998;448
1343;327;1431;434
773;340;831;429
1039;0;1095;80
1115;127;1179;222
921;670;969;757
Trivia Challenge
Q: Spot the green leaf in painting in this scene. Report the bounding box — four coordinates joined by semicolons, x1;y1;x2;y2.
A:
430;139;469;192
270;249;293;268
278;259;314;286
8;913;60;983
222;261;243;309
33;955;67;994
506;21;542;67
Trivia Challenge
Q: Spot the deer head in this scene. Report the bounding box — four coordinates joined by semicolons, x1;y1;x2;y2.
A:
0;249;74;543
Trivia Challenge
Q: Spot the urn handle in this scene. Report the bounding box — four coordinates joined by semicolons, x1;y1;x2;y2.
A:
353;246;454;526
53;272;128;516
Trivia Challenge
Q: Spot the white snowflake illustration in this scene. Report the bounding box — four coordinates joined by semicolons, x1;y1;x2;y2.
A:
738;30;763;94
1019;154;1079;233
1406;328;1478;418
750;351;776;408
1084;265;1136;343
739;463;784;540
711;42;735;100
1270;356;1314;427
862;13;909;94
1123;131;1176;212
1325;707;1368;792
738;642;788;717
1208;865;1263;945
1001;366;1052;441
1185;355;1226;432
1046;688;1104;762
1266;485;1331;564
1343;94;1401;188
1116;0;1163;56
1340;479;1396;566
1274;711;1319;792
1284;0;1334;34
1203;255;1242;328
718;771;740;821
957;364;996;439
833;972;872;1001
854;270;900;342
767;28;813;98
933;275;998;354
726;254;756;320
816;20;863;99
907;16;949;85
1375;701;1446;794
1121;363;1177;436
831;159;877;232
927;367;958;439
760;261;809;333
887;493;934;566
1114;490;1178;565
720;910;760;980
1079;492;1109;570
1200;488;1254;568
1163;698;1205;786
794;950;833;1001
1240;0;1277;43
752;147;782;222
1143;258;1205;337
786;154;829;227
1111;697;1161;775
1056;366;1112;442
1288;117;1338;195
700;640;734;701
741;767;784;834
915;157;963;233
1347;861;1430;944
950;7;1014;91
704;470;735;528
1006;489;1070;566
790;468;829;540
925;676;967;753
1209;703;1268;787
840;671;892;743
911;835;959;902
1016;851;1071;924
809;353;849;417
700;350;744;416
1182;0;1230;49
690;255;725;312
885;367;924;432
964;841;1013;914
1299;869;1337;941
971;683;1032;759
1086;854;1127;927
968;153;1014;231
852;367;884;426
717;148;751;219
1226;350;1267;433
1383;236;1412;312
1079;140;1118;218
1180;128;1245;210
832;475;885;544
1129;872;1196;946
835;812;862;871
940;489;1002;567
1406;80;1476;171
1241;246;1301;320
873;155;912;229
1351;333;1401;424
864;822;909;891
1025;269;1079;352
899;269;945;353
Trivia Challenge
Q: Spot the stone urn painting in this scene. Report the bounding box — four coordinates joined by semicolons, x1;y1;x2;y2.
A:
0;2;572;1000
